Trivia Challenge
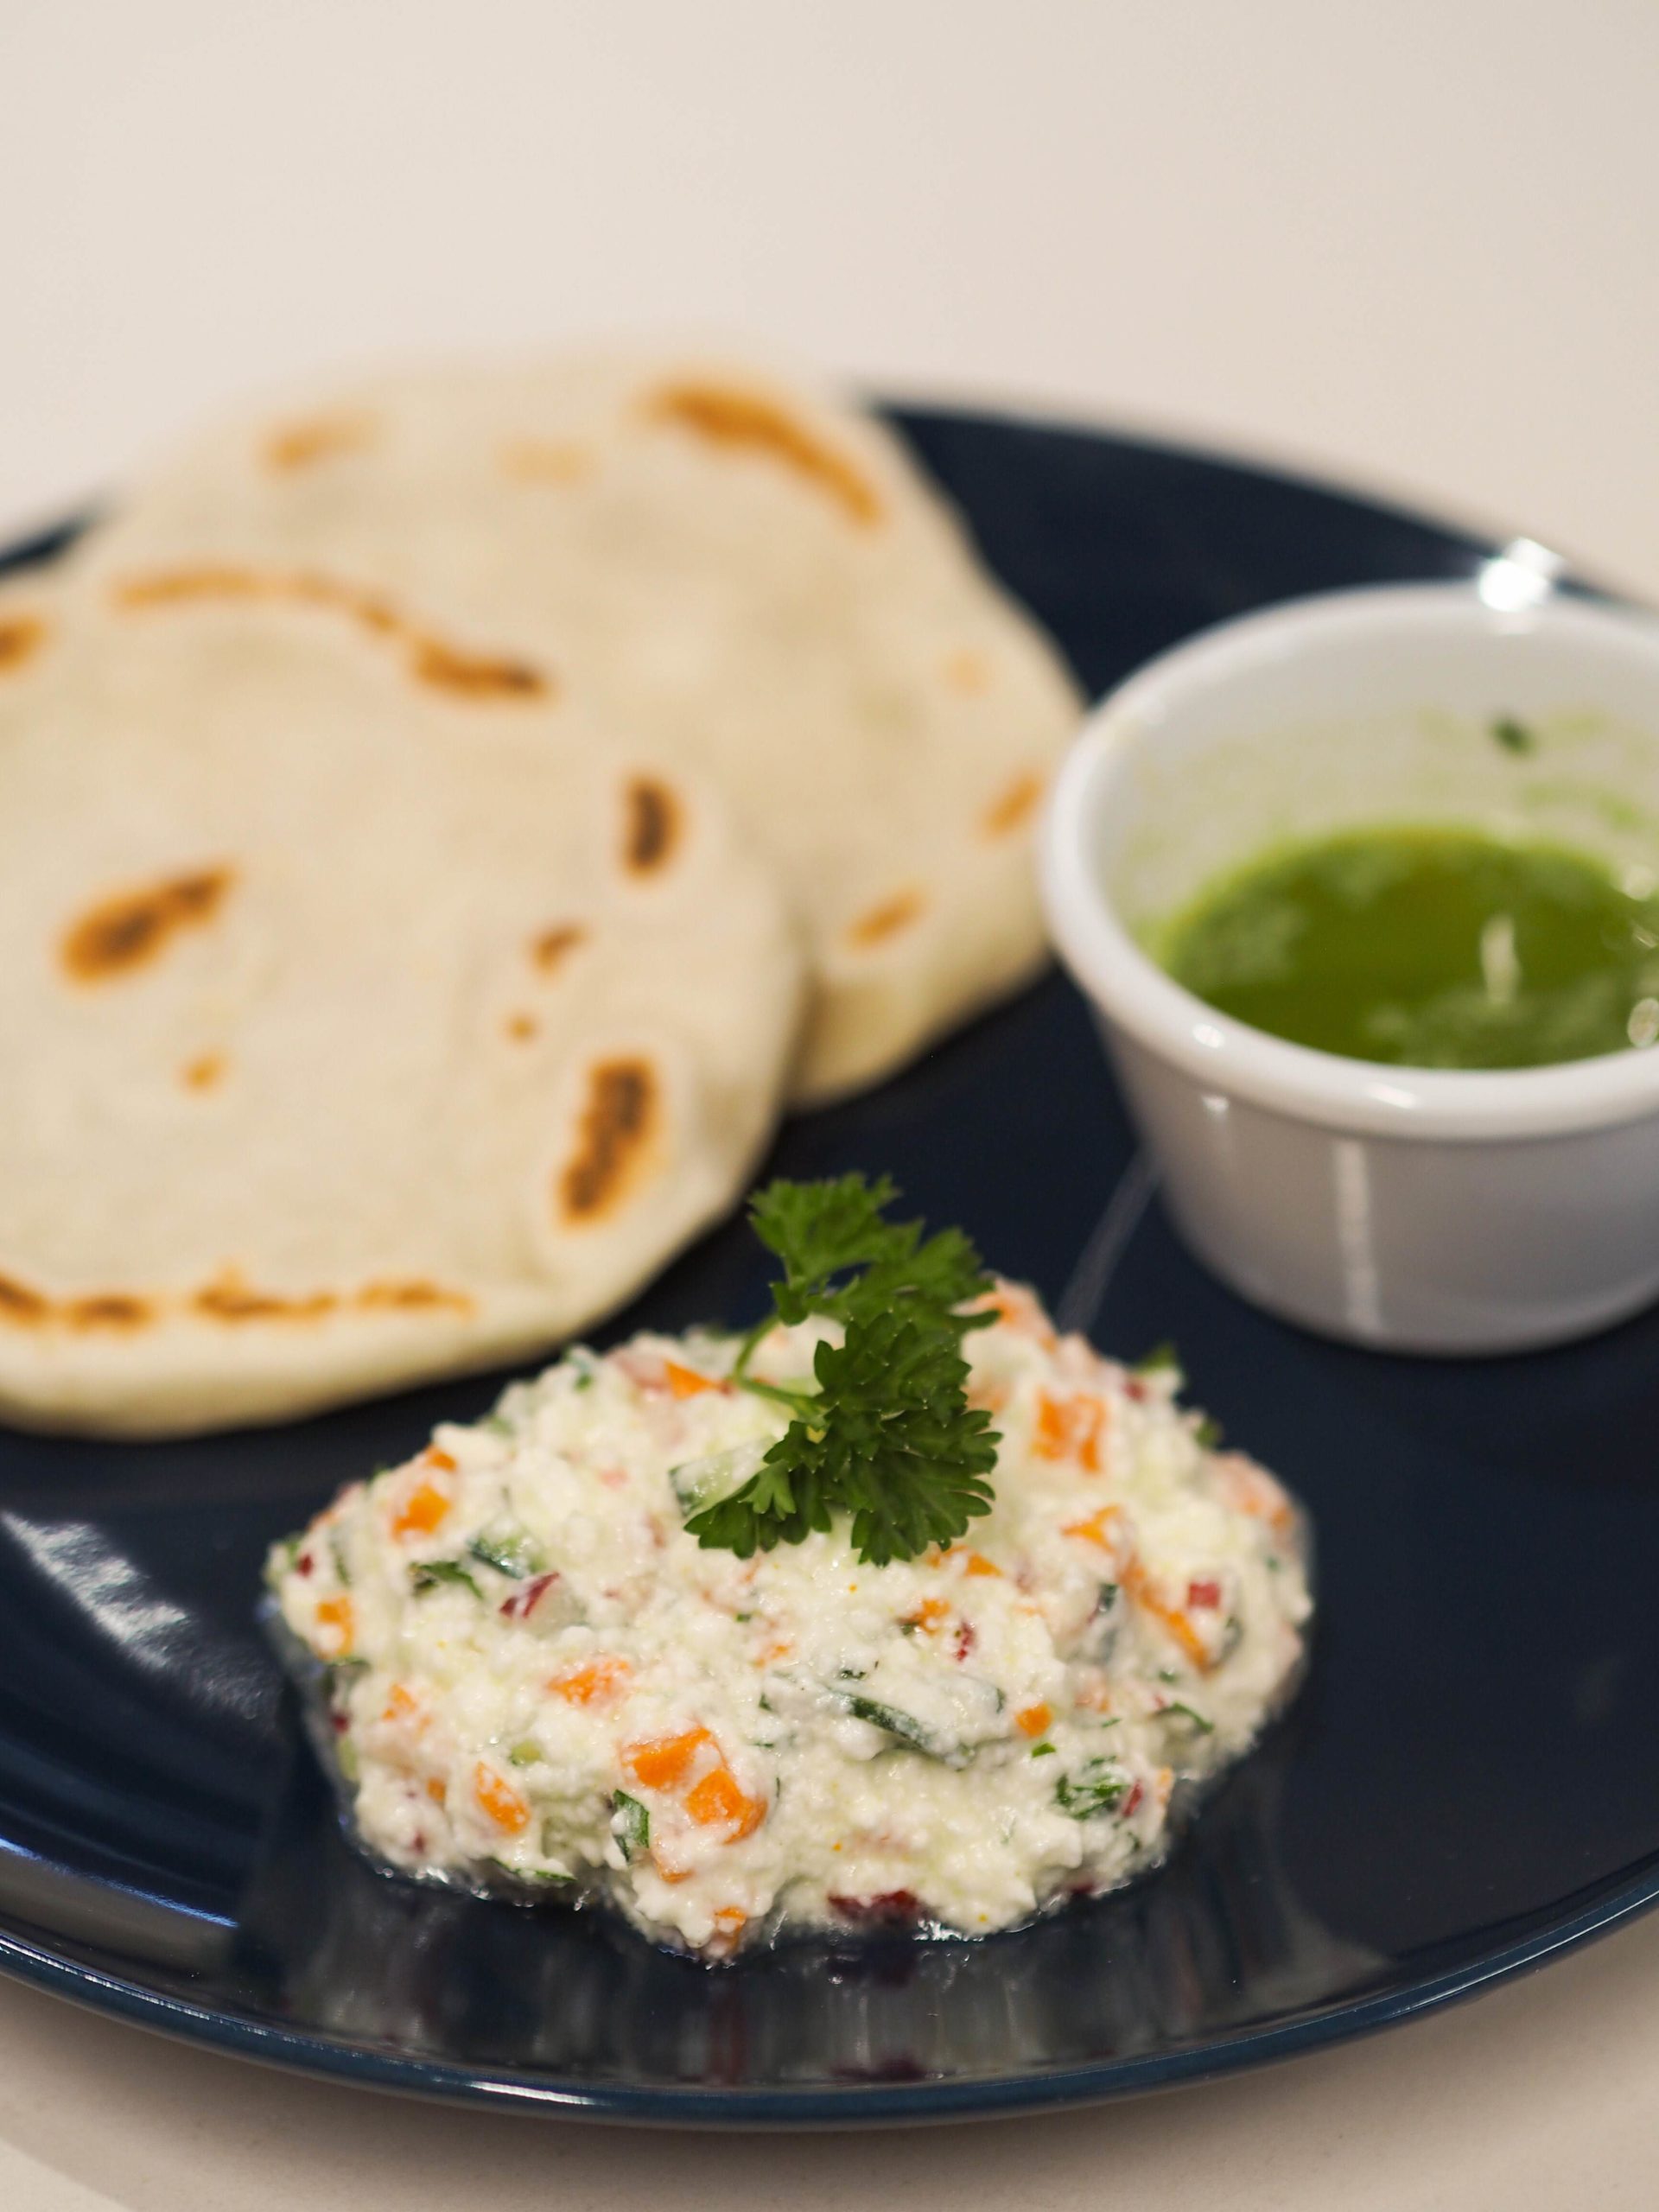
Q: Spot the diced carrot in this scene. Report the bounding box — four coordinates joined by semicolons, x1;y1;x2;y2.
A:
1075;1678;1115;1713
713;1905;747;1933
1015;1702;1052;1738
1033;1391;1106;1471
664;1359;726;1399
425;1446;458;1472
392;1479;451;1538
474;1761;530;1834
623;1726;712;1791
963;1551;1002;1579
1154;1765;1174;1811
759;1640;793;1663
904;1597;950;1630
684;1764;766;1839
381;1682;420;1723
1063;1503;1121;1551
425;1777;447;1804
314;1594;354;1657
549;1656;631;1707
977;1282;1058;1347
1122;1559;1212;1671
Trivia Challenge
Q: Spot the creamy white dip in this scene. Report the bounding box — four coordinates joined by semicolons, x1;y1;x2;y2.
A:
268;1281;1310;1957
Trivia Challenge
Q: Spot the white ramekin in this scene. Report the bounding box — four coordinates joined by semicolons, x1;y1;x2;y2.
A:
1040;582;1659;1354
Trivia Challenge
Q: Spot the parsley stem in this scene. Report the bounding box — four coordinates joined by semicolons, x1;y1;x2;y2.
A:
729;1314;776;1382
734;1376;820;1419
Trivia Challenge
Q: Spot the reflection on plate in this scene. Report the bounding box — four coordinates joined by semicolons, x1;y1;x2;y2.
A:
3;408;1656;2123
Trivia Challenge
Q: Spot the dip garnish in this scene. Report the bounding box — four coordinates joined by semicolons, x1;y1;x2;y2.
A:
685;1175;1000;1566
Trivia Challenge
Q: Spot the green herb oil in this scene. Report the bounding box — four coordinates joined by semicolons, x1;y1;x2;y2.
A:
1160;826;1659;1070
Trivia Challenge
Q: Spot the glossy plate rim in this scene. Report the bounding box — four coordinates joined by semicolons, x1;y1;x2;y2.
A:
2;1859;1656;2124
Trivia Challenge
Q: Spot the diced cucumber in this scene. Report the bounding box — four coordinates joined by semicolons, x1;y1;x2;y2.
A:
841;1694;941;1757
468;1528;545;1579
671;1437;767;1517
506;1740;542;1767
611;1790;651;1862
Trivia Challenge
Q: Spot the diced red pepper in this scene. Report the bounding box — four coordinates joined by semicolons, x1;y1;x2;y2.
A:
499;1570;560;1621
1186;1578;1222;1611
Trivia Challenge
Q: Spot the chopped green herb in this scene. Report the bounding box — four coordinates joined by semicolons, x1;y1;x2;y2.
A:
1055;1758;1129;1819
611;1790;650;1862
843;1694;938;1756
1492;715;1537;756
328;1532;353;1586
1160;1700;1215;1735
410;1560;484;1599
683;1175;998;1567
1030;1741;1058;1758
480;1411;515;1437
1194;1415;1223;1448
468;1529;545;1579
1096;1582;1120;1613
335;1737;360;1783
1135;1340;1181;1376
1157;1667;1181;1685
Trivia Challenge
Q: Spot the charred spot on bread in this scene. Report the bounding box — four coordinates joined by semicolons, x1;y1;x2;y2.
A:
113;567;551;701
408;637;550;700
980;772;1044;838
559;1058;659;1224
622;778;681;875
846;888;926;949
0;1274;49;1326
645;382;882;526
263;412;377;473
0;612;48;675
63;1293;152;1332
61;866;235;984
531;922;588;974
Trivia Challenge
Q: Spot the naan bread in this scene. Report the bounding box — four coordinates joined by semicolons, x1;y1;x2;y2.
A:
0;569;803;1436
78;352;1084;1101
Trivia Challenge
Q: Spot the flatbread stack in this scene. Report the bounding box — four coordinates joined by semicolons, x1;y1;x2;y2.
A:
2;349;1082;1436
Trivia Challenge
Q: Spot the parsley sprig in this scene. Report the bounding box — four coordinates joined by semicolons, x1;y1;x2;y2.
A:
684;1174;1001;1567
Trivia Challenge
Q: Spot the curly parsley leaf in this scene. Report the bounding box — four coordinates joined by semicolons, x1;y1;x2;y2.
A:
686;1176;1000;1567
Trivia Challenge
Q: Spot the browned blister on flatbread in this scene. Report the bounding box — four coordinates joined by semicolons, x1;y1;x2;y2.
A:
557;1058;661;1225
60;866;234;984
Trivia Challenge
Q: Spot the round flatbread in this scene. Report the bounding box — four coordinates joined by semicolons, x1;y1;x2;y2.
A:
77;351;1084;1102
0;568;804;1435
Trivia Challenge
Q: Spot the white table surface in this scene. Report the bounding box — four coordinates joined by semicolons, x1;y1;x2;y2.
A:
4;3;1658;2202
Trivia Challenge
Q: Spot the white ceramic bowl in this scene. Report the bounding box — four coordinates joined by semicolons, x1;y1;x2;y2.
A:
1040;582;1659;1354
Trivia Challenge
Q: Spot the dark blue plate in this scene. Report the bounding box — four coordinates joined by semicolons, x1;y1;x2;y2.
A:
3;409;1654;2126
